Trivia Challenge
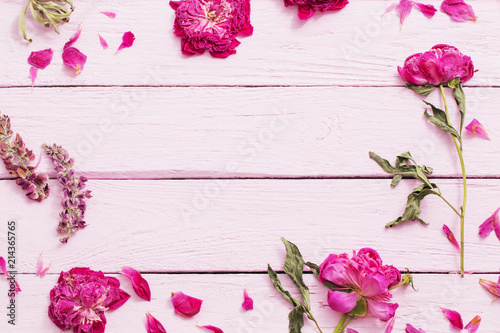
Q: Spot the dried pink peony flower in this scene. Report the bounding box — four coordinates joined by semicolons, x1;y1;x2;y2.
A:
171;291;202;317
36;251;52;279
383;0;436;27
62;24;87;75
465;119;491;141
441;0;477;22
100;11;117;19
198;325;224;333
146;313;167;333
465;315;481;333
479;278;500;298
170;0;253;58
398;44;475;87
117;31;135;53
440;307;463;329
98;33;109;49
242;287;253;310
283;0;348;20
121;266;151;301
442;224;460;250
405;324;426;333
319;248;401;322
478;207;500;240
49;267;130;332
0;256;21;293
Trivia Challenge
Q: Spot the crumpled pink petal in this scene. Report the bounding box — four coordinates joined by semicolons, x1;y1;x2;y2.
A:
465;119;491;141
121;266;151;301
464;315;481;333
171;291;202;317
385;316;396;333
440;307;464;329
117;31;135;53
368;300;398;322
242;287;253;310
36;251;52;278
146;313;167;333
98;33;109;49
100;11;117;19
479;207;500;239
28;48;53;69
198;325;224;333
479;278;500;298
405;324;426;333
63;24;87;74
442;224;460;250
327;290;359;313
441;0;477;22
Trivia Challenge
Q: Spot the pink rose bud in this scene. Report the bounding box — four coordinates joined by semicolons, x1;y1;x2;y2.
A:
465;119;491;141
242;287;253;311
171;291;202;317
146;313;167;333
440;307;464;329
121;266;151;301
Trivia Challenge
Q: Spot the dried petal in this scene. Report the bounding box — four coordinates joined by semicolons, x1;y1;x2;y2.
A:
146;313;167;333
385;316;396;333
242;287;253;310
100;11;117;19
171;291;202;317
98;33;109;49
64;24;83;50
479;207;500;239
442;224;460;250
0;256;21;292
28;48;54;69
405;324;426;333
441;0;477;22
121;266;151;301
464;315;481;333
465;119;491;140
36;252;52;279
440;307;464;329
383;0;436;27
413;2;437;18
30;67;38;87
198;325;223;333
479;278;500;298
62;47;87;75
117;31;135;53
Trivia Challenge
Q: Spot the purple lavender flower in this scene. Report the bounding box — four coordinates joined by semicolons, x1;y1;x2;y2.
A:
43;143;91;243
0;114;49;201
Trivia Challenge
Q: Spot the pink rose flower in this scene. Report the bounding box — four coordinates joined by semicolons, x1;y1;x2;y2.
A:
318;248;401;322
283;0;349;20
48;267;130;332
169;0;253;58
398;44;475;86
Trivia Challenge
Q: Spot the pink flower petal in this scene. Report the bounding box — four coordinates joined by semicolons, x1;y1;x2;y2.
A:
121;266;151;301
440;307;464;329
441;0;477;22
198;325;224;333
464;315;481;333
368;300;398;322
465;119;491;140
30;67;38;87
327;290;360;314
346;329;359;333
146;313;167;333
479;207;500;238
412;2;437;18
117;31;135;53
62;47;87;75
397;0;413;25
64;24;83;50
171;291;202;317
442;224;460;250
385;316;396;333
242;287;253;311
100;11;117;19
479;278;500;298
98;33;109;49
0;257;21;293
297;5;315;20
28;48;54;69
405;324;426;333
36;252;52;278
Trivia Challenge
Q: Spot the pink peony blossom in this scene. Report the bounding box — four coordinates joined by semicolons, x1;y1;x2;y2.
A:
198;325;224;333
398;44;475;86
405;324;426;333
242;287;253;310
170;0;253;58
318;248;401;322
117;32;135;53
48;267;130;332
383;0;436;27
440;307;463;329
441;0;477;22
62;24;87;75
121;266;151;301
465;119;491;141
171;291;202;317
465;315;481;333
146;313;167;333
478;207;500;240
442;224;460;250
283;0;349;20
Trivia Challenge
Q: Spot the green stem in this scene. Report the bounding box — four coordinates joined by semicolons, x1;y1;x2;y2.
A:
308;312;324;333
439;84;467;278
333;313;348;333
435;192;461;217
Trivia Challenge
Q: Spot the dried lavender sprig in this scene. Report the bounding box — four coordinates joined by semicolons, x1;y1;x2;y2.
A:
0;114;49;201
43;143;91;243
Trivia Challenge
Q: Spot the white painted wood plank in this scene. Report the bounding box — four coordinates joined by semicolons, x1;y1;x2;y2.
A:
0;1;498;86
0;273;497;332
1;179;499;273
0;86;498;178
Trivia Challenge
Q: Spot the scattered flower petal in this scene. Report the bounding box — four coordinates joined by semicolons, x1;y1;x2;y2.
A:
62;24;87;75
171;291;202;317
464;315;481;333
283;0;349;20
117;31;135;53
383;0;436;27
242;287;253;310
478;207;500;239
465;119;491;141
121;266;151;301
64;24;83;50
146;313;167;333
441;0;477;22
440;307;464;329
100;11;117;19
36;252;52;279
346;329;359;333
30;67;38;87
443;224;460;250
198;324;224;333
405;324;426;333
28;48;54;69
479;278;500;298
98;33;109;49
0;256;21;293
385;316;396;333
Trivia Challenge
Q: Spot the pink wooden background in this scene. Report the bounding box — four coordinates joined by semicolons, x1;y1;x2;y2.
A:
1;0;499;332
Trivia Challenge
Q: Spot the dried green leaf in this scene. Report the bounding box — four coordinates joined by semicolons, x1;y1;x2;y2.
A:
267;264;301;307
423;101;462;146
386;183;438;228
452;83;466;134
348;296;368;317
288;305;306;333
281;237;310;311
405;83;436;97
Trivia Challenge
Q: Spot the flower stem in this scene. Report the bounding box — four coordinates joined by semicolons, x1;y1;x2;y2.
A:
308;312;324;333
333;313;349;333
439;84;467;278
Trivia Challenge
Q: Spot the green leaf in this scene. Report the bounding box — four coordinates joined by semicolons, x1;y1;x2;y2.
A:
452;83;466;134
281;237;310;310
288;305;306;333
405;83;436;97
423;101;462;146
267;264;301;307
386;183;438;228
305;262;344;291
348;296;368;317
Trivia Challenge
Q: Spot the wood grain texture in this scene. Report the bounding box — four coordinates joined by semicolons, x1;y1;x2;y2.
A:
0;1;498;87
0;86;498;178
1;179;499;273
0;273;498;332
